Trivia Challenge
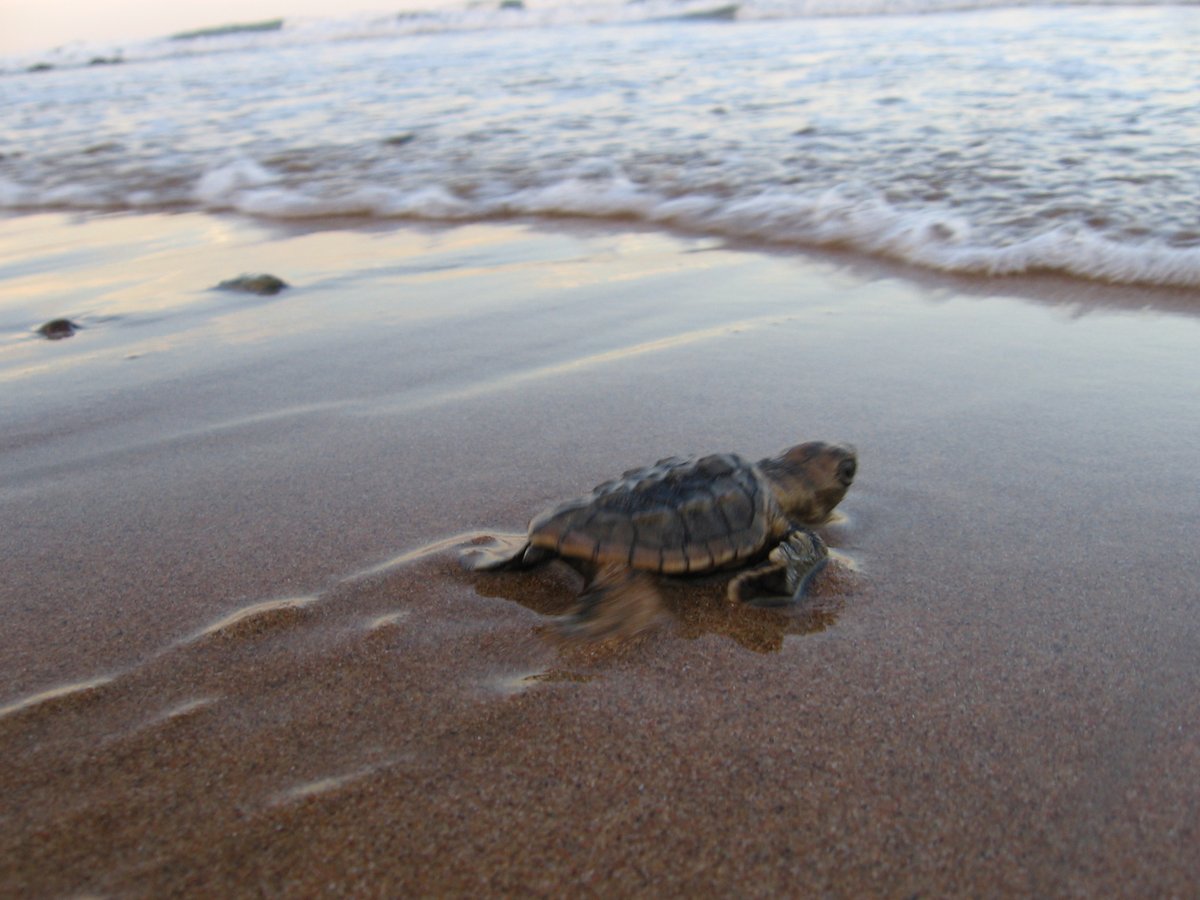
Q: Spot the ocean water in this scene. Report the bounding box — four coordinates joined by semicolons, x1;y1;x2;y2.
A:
3;0;1199;286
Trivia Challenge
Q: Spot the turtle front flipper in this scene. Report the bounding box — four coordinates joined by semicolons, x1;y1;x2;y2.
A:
459;534;553;571
727;529;828;607
560;563;664;639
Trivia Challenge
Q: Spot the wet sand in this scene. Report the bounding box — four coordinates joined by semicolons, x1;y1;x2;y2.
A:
2;212;1199;895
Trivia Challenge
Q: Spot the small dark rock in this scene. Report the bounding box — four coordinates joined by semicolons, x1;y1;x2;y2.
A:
27;63;55;73
88;56;124;66
499;0;525;9
215;274;289;296
383;133;417;147
37;318;81;340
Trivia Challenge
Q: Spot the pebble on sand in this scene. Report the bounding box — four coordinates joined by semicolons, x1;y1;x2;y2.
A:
37;318;81;340
215;274;289;296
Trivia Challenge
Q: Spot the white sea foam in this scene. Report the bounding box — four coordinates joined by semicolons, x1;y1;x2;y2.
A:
193;159;278;208
0;178;31;207
184;168;1200;287
4;161;1199;286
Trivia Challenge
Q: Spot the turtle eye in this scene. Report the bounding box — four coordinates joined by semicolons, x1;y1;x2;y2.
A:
837;459;857;485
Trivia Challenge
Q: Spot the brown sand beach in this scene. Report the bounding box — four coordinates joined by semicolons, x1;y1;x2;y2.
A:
2;211;1199;895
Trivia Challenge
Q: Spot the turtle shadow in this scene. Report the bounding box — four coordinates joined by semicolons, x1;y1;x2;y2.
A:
463;558;849;655
661;577;843;654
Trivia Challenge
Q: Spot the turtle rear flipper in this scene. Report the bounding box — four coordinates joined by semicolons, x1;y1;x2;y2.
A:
560;563;664;639
459;534;552;571
727;529;828;607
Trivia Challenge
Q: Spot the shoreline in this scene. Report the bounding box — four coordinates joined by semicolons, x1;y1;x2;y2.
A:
3;210;1199;894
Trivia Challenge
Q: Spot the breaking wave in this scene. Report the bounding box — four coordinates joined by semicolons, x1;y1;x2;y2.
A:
5;163;1200;287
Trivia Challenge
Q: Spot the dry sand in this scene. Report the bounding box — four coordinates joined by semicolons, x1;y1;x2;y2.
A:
2;211;1198;896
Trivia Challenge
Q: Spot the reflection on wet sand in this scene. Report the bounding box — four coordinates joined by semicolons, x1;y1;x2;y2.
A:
466;554;858;654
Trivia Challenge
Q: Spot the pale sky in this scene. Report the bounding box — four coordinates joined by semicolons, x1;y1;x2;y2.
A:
1;0;433;55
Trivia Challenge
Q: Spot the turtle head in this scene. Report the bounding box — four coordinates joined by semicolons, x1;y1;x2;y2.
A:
759;441;857;524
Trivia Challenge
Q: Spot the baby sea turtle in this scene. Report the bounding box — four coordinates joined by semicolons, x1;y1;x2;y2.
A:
461;441;857;629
